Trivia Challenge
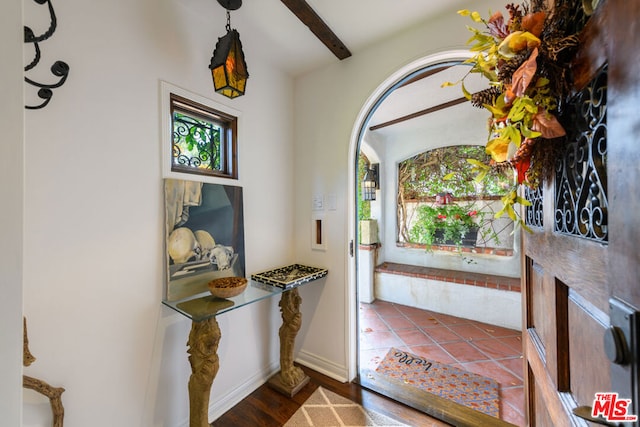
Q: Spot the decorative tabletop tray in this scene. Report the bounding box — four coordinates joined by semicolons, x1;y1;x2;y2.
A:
251;264;328;289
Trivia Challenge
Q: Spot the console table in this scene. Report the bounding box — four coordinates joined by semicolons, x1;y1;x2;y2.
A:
162;267;326;427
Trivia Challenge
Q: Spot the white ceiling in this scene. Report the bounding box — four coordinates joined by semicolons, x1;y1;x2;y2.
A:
286;0;473;75
183;0;488;142
366;65;489;142
185;0;474;77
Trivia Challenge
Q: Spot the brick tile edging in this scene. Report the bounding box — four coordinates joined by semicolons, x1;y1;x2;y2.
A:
374;262;521;293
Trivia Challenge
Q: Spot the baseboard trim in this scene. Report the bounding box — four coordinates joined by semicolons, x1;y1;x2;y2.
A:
175;353;347;426
295;349;349;383
176;361;280;427
209;361;279;421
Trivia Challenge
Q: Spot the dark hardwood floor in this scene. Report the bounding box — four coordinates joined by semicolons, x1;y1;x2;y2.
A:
210;365;450;426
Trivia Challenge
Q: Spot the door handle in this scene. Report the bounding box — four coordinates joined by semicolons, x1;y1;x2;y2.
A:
572;299;640;426
604;325;630;365
573;406;623;427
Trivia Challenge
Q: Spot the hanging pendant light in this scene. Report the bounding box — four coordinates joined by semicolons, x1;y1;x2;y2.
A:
209;0;249;99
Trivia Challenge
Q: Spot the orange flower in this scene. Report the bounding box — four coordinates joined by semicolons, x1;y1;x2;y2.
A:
521;12;546;37
497;31;541;58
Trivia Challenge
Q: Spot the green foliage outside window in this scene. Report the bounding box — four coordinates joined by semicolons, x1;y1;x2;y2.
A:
398;145;512;248
172;111;221;171
399;145;510;200
358;154;372;220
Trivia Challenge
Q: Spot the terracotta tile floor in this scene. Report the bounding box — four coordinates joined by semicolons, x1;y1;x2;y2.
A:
359;300;525;426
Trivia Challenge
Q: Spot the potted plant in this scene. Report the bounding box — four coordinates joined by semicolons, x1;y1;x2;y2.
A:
408;203;481;248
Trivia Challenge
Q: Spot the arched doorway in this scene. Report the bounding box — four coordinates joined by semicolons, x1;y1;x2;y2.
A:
348;51;524;425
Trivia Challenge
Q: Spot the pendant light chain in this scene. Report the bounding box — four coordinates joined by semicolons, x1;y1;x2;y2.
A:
210;0;248;98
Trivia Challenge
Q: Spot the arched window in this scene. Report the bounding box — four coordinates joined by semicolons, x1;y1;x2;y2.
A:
397;145;514;252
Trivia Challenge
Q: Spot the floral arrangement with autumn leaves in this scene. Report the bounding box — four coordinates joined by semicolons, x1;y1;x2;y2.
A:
444;0;588;228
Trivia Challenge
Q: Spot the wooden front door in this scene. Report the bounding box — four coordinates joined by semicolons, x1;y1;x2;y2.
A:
522;1;640;425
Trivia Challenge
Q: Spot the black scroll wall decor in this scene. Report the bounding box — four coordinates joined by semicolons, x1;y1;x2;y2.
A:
24;0;69;110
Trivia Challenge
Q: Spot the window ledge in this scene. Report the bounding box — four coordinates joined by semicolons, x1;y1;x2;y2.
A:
396;241;514;257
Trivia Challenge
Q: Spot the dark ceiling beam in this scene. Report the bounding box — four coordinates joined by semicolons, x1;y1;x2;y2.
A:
398;65;453;89
280;0;351;60
369;97;469;131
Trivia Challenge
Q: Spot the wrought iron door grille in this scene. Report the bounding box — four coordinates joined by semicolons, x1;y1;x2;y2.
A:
524;185;544;229
554;65;608;242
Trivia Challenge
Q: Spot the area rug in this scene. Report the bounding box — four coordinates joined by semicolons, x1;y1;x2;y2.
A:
284;386;410;427
374;348;500;418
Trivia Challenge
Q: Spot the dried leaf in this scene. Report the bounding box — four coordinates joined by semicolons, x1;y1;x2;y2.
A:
487;11;509;38
532;109;566;138
467;158;490;170
503;85;515;106
510;48;539;99
470;11;483;23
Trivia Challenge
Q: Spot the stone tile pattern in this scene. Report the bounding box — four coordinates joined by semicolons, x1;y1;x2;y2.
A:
360;301;525;426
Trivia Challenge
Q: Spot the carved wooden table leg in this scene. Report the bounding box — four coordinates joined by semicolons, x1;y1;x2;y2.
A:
23;376;65;427
187;317;221;427
268;288;310;396
23;317;65;427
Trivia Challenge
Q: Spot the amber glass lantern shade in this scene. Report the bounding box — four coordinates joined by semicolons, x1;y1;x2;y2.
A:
209;29;249;99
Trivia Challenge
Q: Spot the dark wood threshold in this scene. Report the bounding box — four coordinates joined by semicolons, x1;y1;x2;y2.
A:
358;369;517;427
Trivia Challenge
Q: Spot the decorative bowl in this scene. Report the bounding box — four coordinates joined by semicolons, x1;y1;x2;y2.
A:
207;277;248;298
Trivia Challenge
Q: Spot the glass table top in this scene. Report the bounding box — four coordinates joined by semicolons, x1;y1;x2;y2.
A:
163;281;295;322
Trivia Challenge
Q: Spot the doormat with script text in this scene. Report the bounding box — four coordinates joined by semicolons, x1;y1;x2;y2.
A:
375;347;500;418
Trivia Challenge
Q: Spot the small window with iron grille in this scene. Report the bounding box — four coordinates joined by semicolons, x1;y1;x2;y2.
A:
170;93;237;179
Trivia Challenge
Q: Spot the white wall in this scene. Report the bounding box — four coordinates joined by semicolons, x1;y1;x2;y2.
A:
375;274;521;330
292;0;509;381
0;0;24;424
12;0;518;423
20;0;295;425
